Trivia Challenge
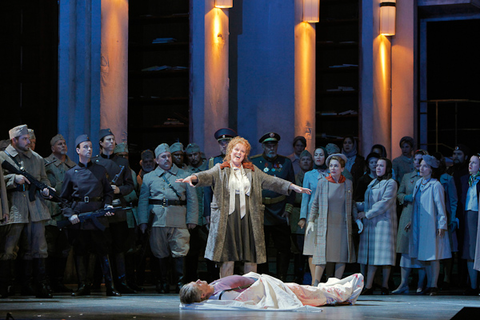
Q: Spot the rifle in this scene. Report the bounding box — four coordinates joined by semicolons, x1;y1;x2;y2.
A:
1;160;67;205
57;206;132;230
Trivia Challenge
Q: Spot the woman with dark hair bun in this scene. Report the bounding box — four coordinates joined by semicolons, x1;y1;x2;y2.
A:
342;136;365;186
408;155;451;296
357;158;398;295
353;152;380;202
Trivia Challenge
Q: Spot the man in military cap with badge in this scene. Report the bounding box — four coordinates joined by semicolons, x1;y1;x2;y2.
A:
0;124;52;298
60;134;120;296
92;128;136;293
44;134;76;292
250;132;295;281
138;143;198;293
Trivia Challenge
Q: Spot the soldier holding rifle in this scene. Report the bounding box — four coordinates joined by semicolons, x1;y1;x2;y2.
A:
60;134;120;297
0;124;52;299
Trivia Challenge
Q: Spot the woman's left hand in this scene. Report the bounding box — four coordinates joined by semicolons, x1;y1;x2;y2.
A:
290;184;311;194
437;229;446;237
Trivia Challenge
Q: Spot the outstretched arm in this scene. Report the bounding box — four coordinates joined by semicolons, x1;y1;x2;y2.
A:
289;183;311;195
176;175;198;187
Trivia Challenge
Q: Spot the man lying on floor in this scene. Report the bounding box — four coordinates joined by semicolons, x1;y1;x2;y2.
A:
179;272;364;311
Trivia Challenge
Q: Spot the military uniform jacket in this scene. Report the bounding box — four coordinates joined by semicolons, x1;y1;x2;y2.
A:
60;161;113;230
92;153;134;223
137;165;198;228
250;154;295;225
187;160;208;226
0;145;51;224
45;154;76;224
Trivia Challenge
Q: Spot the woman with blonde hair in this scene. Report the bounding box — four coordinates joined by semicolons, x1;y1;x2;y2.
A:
177;136;311;277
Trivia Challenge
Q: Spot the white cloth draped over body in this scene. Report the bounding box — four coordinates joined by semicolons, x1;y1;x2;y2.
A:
180;272;364;312
228;164;250;219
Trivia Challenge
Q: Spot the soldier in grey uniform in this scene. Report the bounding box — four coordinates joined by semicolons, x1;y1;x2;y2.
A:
138;143;198;293
0;124;52;298
171;142;187;170
44;134;76;292
250;132;296;281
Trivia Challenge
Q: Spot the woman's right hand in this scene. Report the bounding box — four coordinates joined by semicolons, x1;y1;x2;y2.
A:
404;221;411;232
298;218;306;229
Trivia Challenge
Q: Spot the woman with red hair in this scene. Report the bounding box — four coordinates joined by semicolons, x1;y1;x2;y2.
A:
177;136;311;277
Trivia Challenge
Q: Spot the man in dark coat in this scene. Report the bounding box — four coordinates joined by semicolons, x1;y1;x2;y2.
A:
92;128;135;293
60;134;120;296
250;132;295;281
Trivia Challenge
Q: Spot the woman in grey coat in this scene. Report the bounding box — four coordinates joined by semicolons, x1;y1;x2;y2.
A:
177;137;311;278
357;158;397;295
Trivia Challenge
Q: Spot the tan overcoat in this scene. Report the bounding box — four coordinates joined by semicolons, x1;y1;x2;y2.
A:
0;145;51;224
194;163;292;263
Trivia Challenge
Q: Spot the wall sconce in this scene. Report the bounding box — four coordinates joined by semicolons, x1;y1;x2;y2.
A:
215;0;233;8
303;0;320;23
380;0;396;36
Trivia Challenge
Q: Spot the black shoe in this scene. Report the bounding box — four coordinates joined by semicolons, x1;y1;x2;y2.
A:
362;287;374;295
21;284;36;296
116;281;136;294
127;281;145;292
72;282;91;296
381;287;390;295
427;287;439;296
464;287;479;296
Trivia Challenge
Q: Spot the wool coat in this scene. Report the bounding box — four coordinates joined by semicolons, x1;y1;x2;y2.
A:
308;177;357;265
396;171;421;253
357;179;397;266
194;163;292;263
0;145;51;224
392;155;414;184
409;179;451;261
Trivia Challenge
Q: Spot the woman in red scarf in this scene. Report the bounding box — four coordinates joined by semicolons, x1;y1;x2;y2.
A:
306;154;358;285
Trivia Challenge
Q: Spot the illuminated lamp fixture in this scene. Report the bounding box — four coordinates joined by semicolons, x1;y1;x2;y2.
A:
303;0;320;23
380;0;396;36
215;0;233;8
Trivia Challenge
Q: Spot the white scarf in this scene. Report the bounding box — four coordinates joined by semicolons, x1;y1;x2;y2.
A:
228;163;251;219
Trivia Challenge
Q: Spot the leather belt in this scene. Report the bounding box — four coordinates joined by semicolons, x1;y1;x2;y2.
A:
8;184;31;192
73;196;103;203
262;195;286;205
149;199;187;206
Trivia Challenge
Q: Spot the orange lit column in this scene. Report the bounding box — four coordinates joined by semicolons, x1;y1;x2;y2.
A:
360;0;393;157
294;0;316;154
191;0;230;157
391;1;416;158
100;0;129;144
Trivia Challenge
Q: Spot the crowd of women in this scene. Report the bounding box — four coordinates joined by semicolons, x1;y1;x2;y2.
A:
295;136;480;296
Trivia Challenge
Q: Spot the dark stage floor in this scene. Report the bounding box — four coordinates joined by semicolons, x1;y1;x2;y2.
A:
1;287;479;320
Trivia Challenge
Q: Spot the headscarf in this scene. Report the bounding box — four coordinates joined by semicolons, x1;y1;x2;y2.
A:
313;147;328;170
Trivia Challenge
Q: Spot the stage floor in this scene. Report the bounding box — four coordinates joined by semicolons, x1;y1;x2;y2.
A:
0;288;478;320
